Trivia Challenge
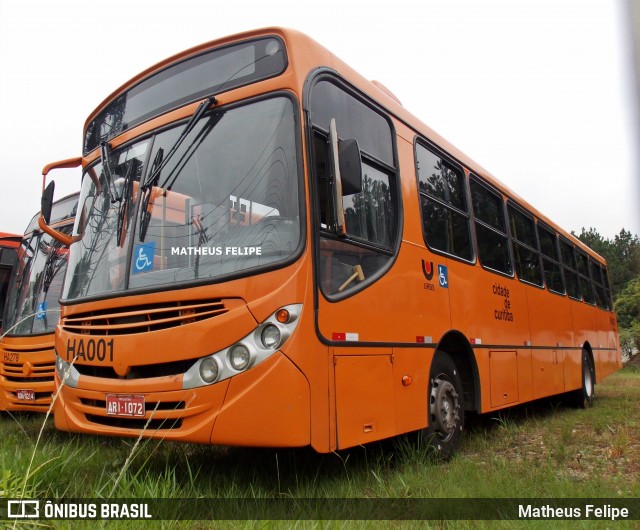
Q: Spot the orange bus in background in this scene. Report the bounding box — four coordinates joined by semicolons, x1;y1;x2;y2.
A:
42;28;620;457
0;194;78;412
0;232;20;333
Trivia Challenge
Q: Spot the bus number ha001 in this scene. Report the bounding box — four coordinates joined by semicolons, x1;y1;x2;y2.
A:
66;338;114;362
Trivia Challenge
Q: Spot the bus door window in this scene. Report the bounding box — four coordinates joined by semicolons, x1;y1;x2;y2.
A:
309;80;398;297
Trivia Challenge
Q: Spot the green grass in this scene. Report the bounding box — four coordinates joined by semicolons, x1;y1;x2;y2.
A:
1;368;639;528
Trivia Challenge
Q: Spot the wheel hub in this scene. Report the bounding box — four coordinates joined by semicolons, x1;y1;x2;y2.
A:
430;377;461;437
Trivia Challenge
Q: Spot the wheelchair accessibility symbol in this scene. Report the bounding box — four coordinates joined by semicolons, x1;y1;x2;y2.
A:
35;302;47;320
133;242;155;274
438;264;448;288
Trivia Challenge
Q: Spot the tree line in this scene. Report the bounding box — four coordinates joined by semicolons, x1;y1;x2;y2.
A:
574;228;640;360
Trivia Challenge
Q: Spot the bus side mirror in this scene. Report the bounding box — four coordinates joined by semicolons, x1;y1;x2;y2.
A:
38;156;81;247
41;181;55;225
338;139;362;195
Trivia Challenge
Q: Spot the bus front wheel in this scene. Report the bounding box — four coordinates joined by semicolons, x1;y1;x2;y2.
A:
421;352;464;460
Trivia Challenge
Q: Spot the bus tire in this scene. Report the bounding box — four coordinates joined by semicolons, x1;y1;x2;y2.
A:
421;352;464;460
568;350;595;408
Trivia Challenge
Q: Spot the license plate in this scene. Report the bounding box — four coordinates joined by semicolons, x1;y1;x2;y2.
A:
16;389;35;401
106;394;145;417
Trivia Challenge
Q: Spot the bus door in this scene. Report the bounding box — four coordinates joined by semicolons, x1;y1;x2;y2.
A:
308;79;443;448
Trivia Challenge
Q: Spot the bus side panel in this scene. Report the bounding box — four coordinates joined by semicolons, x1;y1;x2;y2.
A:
316;243;451;346
333;350;395;449
391;347;430;435
488;350;518;408
596;309;616;380
570;299;598;379
527;286;573;398
332;348;431;447
447;260;533;411
610;313;623;371
563;348;583;393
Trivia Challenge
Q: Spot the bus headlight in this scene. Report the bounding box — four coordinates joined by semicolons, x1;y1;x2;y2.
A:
261;324;281;349
182;303;302;389
56;355;69;375
55;353;80;388
229;344;251;371
199;357;219;383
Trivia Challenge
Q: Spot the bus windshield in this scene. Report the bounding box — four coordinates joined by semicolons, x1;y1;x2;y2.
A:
64;95;301;300
3;228;70;336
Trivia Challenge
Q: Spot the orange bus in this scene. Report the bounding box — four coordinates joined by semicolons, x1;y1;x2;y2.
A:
0;232;20;333
42;28;620;456
0;194;78;412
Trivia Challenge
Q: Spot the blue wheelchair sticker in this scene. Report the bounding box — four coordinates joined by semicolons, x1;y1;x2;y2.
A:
438;264;448;288
133;241;155;274
35;302;47;320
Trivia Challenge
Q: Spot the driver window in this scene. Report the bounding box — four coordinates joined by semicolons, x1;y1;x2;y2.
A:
310;80;398;297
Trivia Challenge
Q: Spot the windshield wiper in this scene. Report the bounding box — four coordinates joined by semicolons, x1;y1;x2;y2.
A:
115;158;138;247
138;148;163;242
100;141;119;202
138;95;217;241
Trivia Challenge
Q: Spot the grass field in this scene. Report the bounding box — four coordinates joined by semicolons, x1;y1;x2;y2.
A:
1;366;639;528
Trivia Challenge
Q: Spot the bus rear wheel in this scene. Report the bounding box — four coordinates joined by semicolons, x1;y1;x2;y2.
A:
421;352;464;460
568;350;595;408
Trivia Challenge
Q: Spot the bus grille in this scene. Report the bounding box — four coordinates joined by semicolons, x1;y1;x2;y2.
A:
61;299;231;336
2;360;55;383
86;415;184;430
73;358;197;380
1;345;55;409
82;399;186;430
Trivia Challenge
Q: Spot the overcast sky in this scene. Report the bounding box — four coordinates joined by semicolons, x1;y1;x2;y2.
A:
0;0;637;239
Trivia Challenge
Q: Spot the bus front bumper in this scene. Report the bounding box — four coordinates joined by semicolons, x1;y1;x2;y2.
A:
54;351;310;447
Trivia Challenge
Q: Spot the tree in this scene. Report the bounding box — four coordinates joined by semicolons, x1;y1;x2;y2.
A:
619;324;640;361
575;228;640;361
574;227;640;298
615;277;640;330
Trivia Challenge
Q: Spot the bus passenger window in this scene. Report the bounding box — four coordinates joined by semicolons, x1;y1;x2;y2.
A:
508;204;543;286
589;258;607;309
576;251;595;304
538;224;565;294
470;177;511;275
601;264;613;310
416;143;472;261
559;238;581;300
